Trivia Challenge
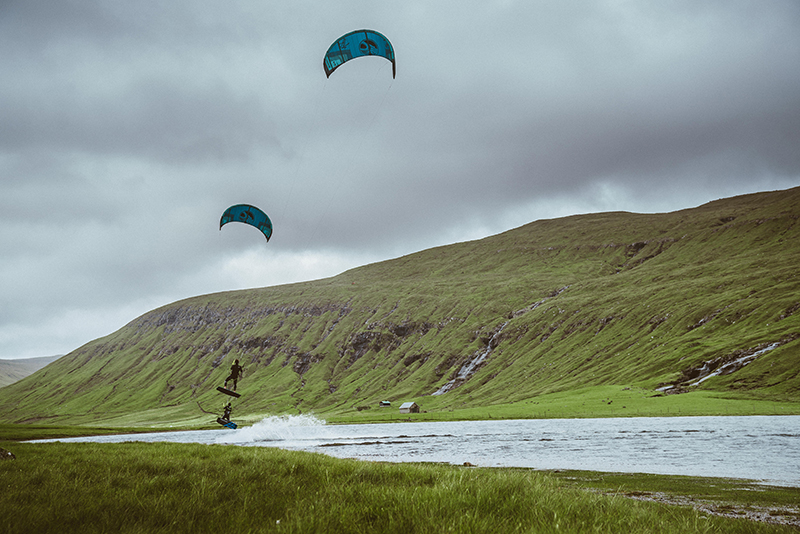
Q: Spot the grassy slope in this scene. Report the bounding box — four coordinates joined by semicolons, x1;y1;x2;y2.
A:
2;439;797;533
0;188;798;426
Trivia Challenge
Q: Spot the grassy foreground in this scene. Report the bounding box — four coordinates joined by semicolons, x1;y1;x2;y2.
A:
2;433;797;533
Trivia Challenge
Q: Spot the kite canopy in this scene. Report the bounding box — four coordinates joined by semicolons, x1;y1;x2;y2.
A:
220;204;273;242
324;29;395;78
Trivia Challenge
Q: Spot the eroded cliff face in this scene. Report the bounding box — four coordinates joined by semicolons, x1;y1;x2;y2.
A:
39;285;552;420
59;266;797;420
124;298;473;390
129;301;356;368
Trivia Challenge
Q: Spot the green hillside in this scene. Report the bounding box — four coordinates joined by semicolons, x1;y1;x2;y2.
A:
1;188;799;427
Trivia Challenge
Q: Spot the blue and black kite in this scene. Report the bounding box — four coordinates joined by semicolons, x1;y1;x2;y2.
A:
220;204;273;243
323;29;395;79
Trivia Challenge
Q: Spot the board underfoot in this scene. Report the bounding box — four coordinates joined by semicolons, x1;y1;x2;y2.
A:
216;417;237;429
216;386;241;398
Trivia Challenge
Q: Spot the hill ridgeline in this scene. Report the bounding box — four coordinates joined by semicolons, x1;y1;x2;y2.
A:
1;188;798;426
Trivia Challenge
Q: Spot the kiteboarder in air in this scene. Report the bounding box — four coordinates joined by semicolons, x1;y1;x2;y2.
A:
224;359;244;392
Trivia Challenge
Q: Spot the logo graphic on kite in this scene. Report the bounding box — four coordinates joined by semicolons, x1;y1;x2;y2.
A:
220;204;273;243
323;29;395;79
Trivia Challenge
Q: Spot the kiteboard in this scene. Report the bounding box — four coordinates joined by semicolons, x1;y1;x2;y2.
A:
217;418;237;429
216;386;241;398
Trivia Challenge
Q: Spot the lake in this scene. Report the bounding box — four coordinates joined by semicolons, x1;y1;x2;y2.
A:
32;415;800;486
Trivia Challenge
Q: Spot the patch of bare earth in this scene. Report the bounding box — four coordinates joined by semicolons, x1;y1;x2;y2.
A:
616;491;800;527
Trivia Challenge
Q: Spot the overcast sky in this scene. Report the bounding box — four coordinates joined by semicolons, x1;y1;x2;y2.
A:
2;1;799;360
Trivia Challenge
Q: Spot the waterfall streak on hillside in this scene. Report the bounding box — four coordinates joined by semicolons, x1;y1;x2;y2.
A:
432;322;509;396
512;286;569;317
690;343;780;386
432;287;570;396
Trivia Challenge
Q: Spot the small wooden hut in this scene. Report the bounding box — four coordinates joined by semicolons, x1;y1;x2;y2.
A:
399;402;419;414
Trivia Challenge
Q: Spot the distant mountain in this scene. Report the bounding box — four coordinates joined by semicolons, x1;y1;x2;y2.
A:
0;356;62;388
1;188;798;426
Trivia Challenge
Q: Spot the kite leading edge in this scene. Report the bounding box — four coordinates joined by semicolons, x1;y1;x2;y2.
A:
323;29;395;79
220;204;273;242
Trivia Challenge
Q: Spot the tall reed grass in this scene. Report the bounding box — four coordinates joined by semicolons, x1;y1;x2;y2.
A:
2;440;793;533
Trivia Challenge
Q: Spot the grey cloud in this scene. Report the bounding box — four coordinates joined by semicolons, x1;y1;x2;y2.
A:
1;1;799;358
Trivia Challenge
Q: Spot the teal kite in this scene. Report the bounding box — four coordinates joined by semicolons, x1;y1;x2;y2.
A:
220;204;273;242
324;29;395;79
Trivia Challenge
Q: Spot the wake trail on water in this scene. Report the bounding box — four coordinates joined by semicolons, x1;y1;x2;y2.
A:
215;414;327;444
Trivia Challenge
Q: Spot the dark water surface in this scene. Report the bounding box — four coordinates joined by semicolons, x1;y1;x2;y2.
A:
33;415;799;486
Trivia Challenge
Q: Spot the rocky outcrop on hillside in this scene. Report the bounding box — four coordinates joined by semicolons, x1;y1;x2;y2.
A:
133;301;353;335
658;334;800;394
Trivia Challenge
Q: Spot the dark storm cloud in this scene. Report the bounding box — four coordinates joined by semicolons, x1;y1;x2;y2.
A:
1;0;799;358
0;6;285;164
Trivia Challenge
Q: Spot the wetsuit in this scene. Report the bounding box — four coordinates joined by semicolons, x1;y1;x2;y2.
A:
224;363;244;391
